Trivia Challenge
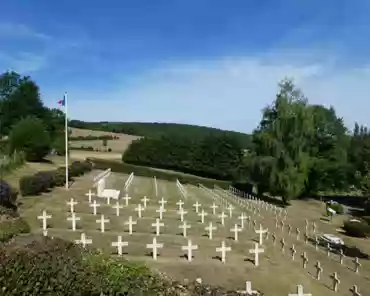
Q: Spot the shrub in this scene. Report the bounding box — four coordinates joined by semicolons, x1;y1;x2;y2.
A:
326;202;344;214
362;216;370;225
0;217;30;242
0;235;103;295
53;169;67;186
8;116;51;161
0;180;16;208
107;147;112;152
343;221;370;238
0;151;25;174
53;135;69;156
19;175;43;196
34;171;55;191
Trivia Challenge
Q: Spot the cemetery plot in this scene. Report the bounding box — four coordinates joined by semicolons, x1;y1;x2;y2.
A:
20;171;370;296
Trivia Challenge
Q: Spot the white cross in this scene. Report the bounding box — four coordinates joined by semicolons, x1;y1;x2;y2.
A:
37;210;51;231
96;214;109;233
123;194;131;206
75;233;92;248
230;224;242;241
67;213;80;231
288;285;312;296
105;195;111;205
181;239;198;262
238;281;257;295
141;196;149;208
152;218;164;236
205;222;217;239
112;201;123;216
146;237;163;260
227;204;234;217
176;200;184;210
124;216;137;235
90;200;100;216
249;242;264;266
135;204;144;218
350;285;361;296
198;209;208;224
67;198;78;213
210;202;218;215
158;197;167;208
85;189;93;203
179;221;191;237
111;235;128;256
238;213;247;228
156;206;166;220
177;208;187;222
216;241;231;263
255;224;268;245
218;211;228;225
193;201;201;213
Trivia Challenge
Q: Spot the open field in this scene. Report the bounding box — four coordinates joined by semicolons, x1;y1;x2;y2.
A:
69;127;140;153
18;171;370;296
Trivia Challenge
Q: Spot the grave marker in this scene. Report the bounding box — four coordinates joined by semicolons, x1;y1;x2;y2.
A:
181;239;198;262
176;200;184;210
350;285;361;296
198;209;208;224
37;210;51;232
288;285;312;296
290;244;297;260
205;222;216;239
158;197;167;208
255;224;268;245
156;206;166;220
301;252;308;269
67;198;78;213
67;213;80;231
123;194;131;206
249;243;264;267
177;208;187;222
85;190;93;203
111;235;128;256
218;211;227;225
141;196;149;208
124;216;137;235
238;281;257;295
353;257;361;273
227;204;234;217
238;213;247;229
210;202;218;215
96;214;109;233
330;272;340;292
314;261;323;280
216;241;231;263
90;200;100;216
152;218;164;236
146;237;163;260
193;201;201;213
112;201;123;217
339;249;345;265
230;224;242;241
75;233;92;248
179;221;191;237
135;204;144;218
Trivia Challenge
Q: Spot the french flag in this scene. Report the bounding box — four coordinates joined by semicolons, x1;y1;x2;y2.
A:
58;93;66;106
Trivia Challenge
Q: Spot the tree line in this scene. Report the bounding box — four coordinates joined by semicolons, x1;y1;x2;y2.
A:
0;71;66;161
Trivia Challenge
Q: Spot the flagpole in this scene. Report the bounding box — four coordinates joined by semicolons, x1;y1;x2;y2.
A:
64;92;69;190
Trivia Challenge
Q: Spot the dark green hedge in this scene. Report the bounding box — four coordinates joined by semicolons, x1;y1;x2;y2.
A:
0;217;30;242
19;160;93;196
88;158;230;189
343;221;370;238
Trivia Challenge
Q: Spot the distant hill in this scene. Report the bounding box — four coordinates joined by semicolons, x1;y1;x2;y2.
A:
69;120;252;148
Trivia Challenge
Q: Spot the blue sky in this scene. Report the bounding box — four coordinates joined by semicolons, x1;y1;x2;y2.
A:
1;0;370;133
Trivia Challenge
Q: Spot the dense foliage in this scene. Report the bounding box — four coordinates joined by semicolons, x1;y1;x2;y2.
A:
19;160;93;196
123;133;243;180
69;120;252;148
8;116;51;161
0;71;65;159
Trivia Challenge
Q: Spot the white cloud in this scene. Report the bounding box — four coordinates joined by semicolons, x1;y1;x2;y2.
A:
0;22;51;40
48;53;370;133
0;51;48;73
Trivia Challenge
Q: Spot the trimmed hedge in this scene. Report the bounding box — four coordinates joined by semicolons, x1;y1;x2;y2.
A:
343;220;370;238
19;160;93;196
326;202;344;215
88;158;230;189
0;180;18;209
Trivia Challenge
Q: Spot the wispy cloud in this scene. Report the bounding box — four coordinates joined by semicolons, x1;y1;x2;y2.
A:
0;22;52;41
53;51;370;132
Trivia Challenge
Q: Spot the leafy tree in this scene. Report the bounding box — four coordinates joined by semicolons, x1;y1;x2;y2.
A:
8;116;51;161
53;134;69;156
250;79;313;203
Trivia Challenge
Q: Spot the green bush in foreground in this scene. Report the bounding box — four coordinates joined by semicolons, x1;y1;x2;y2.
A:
343;220;370;238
